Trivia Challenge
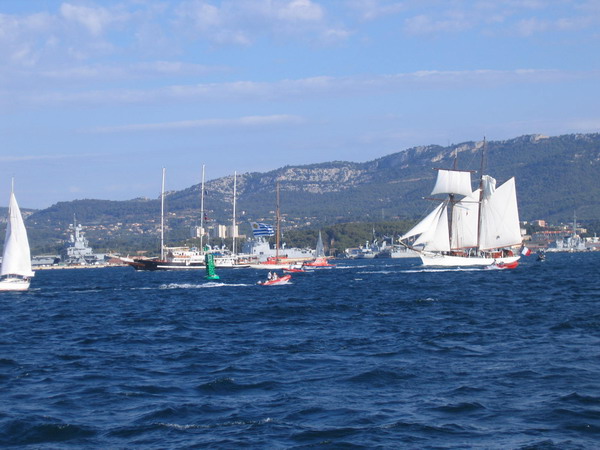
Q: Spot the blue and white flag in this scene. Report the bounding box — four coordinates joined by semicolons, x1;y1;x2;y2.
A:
251;222;275;237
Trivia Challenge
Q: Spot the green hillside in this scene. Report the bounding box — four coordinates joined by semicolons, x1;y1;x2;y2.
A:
15;133;600;255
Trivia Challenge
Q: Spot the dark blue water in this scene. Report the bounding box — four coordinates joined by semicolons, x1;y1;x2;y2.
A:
1;254;599;448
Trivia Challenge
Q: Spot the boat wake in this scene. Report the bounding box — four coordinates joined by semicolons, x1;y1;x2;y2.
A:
159;282;251;289
402;267;482;273
357;270;396;275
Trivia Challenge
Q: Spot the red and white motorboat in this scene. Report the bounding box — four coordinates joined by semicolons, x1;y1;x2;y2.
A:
486;260;519;270
257;274;292;286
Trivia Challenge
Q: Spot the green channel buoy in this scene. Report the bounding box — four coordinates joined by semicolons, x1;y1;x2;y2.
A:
205;250;220;280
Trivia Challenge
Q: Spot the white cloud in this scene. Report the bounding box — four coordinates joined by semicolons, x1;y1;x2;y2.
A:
36;61;226;81
25;68;597;108
404;12;474;35
276;0;324;21
60;3;118;36
174;0;344;44
0;153;89;162
514;14;595;36
90;114;305;133
346;0;406;21
396;1;600;36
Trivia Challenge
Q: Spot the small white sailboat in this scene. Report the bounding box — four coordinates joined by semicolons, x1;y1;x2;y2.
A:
399;140;522;267
304;231;334;267
0;183;35;291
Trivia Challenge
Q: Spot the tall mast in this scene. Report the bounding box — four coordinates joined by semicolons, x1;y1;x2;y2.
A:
160;167;166;260
276;181;281;262
200;164;205;250
448;147;459;248
476;137;486;252
232;171;237;256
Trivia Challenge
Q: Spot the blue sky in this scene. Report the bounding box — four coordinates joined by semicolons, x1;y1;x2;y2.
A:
1;0;599;209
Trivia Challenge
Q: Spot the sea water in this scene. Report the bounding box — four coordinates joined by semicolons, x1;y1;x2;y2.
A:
0;254;599;448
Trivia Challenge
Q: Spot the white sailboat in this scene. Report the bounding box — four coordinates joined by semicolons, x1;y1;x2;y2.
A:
0;183;35;291
400;141;522;267
304;231;334;267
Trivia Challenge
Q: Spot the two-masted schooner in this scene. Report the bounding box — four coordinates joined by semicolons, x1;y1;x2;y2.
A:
399;142;522;267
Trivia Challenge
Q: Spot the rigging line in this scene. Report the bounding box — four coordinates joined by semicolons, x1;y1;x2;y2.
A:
463;147;480;173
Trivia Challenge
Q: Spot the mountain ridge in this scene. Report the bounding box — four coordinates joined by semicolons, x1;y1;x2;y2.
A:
19;132;600;253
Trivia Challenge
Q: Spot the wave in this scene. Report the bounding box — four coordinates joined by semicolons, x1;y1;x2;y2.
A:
156;417;274;431
347;368;416;385
401;267;482;273
196;377;281;394
431;402;486;413
357;270;396;274
0;418;96;446
159;282;251;289
560;392;600;405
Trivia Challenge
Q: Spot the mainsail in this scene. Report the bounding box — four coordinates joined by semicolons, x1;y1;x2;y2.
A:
478;177;521;250
1;191;34;278
451;189;480;249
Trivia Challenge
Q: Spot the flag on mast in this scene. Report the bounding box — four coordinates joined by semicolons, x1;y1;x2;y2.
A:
251;222;275;237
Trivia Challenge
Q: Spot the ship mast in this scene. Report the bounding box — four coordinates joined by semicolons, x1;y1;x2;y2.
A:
276;181;281;262
232;171;237;256
447;147;459;249
476;138;486;252
160;167;165;260
200;164;205;251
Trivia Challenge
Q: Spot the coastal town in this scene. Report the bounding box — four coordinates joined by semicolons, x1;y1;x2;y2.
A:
22;213;600;270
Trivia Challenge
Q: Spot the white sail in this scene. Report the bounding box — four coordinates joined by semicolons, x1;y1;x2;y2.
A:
411;202;450;252
451;189;480;249
1;191;34;278
431;169;473;197
481;175;496;199
315;231;325;257
400;202;446;241
478;177;522;250
420;203;450;252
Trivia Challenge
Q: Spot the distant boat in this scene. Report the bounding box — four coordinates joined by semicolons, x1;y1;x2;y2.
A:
257;274;292;286
399;139;522;267
129;168;206;271
129;168;242;271
248;182;308;269
0;182;35;291
389;245;419;259
304;231;334;267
